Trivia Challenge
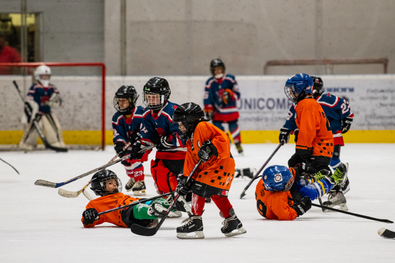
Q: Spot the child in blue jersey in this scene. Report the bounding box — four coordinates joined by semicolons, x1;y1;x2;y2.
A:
19;65;66;151
112;85;149;196
203;58;243;154
279;76;354;209
136;77;187;197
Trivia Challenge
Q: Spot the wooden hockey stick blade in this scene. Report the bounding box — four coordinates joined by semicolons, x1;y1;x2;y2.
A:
58;182;90;198
34;179;57;188
378;228;395;239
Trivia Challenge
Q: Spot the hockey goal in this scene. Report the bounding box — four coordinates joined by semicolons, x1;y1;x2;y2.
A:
0;62;106;150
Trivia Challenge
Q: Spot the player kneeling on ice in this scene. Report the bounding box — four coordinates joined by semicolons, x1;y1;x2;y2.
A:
255;163;347;220
81;169;178;228
173;102;246;239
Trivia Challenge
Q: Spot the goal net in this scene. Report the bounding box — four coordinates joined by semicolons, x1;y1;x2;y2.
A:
0;62;106;150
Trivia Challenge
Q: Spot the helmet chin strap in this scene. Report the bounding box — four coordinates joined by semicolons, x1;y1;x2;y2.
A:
215;73;224;79
39;80;50;87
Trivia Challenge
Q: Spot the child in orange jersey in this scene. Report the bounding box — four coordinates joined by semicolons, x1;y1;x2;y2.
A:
284;73;334;178
255;164;346;220
81;169;176;228
172;102;246;239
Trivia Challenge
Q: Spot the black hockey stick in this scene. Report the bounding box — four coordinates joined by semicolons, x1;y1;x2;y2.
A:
0;158;20;174
290;198;393;224
378;228;395;239
34;144;155;188
131;159;203;236
13;80;68;152
240;140;284;199
98;192;174;217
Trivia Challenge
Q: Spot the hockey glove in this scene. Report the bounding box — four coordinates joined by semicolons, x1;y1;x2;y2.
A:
291;196;311;217
341;117;353;134
177;176;195;196
279;128;291;144
129;132;142;144
159;135;173;149
198;140;219;162
204;109;213;121
82;208;99;225
129;140;144;159
114;142;128;157
294;129;299;143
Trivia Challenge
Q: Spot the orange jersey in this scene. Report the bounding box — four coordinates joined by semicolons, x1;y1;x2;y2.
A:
295;98;333;157
183;121;235;192
255;178;298;220
81;192;140;228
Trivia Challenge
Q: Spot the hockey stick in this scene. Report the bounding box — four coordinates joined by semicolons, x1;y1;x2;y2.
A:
58;180;91;198
290;198;393;224
35;144;155;188
58;143;132;198
131;159;203;236
13;80;68;152
98;192;174;217
240;140;285;199
378;228;395;239
0;158;20;174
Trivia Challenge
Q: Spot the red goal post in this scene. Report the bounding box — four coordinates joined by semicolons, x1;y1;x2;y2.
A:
0;62;106;150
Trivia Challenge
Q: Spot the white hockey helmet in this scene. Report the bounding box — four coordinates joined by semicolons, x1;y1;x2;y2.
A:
35;65;51;87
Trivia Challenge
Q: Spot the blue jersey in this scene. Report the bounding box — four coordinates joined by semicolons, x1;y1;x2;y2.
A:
140;101;186;160
112;106;145;145
282;93;354;145
26;83;61;114
203;74;240;122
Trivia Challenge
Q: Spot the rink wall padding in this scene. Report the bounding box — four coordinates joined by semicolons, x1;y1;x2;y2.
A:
1;75;395;145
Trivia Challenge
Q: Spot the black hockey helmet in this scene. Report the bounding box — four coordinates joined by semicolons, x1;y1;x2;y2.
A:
210;58;226;76
311;76;324;98
143;77;171;111
90;169;122;196
113;85;139;114
173;102;205;139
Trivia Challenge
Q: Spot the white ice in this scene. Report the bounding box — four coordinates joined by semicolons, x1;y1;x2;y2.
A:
1;143;395;263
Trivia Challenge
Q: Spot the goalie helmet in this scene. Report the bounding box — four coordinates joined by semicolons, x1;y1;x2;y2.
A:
113;85;139;114
284;73;313;103
172;102;205;139
210;58;226;76
90;169;122;196
143;77;171;111
311;76;324;98
262;165;294;192
35;65;51;87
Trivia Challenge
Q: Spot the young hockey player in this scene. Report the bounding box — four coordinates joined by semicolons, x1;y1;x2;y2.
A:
279;75;353;209
136;77;187;196
254;163;347;220
112;85;149;195
203;58;243;154
19;65;66;151
173;102;246;239
81;169;176;228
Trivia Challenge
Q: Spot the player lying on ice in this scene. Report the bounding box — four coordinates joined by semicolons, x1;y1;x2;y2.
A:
81;169;179;228
173;102;246;239
255;163;347;220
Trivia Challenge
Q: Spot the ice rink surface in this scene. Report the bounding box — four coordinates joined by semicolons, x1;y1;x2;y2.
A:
1;143;395;262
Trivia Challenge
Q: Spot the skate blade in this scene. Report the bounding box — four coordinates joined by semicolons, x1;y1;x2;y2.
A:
177;231;205;239
133;190;146;196
224;227;247;237
323;203;348;212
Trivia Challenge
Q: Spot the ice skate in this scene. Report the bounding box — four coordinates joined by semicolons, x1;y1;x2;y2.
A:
149;199;181;218
132;180;146;196
327;162;348;185
338;163;350;194
221;209;246;237
176;215;204;239
125;177;135;192
235;142;244;155
323;191;348;211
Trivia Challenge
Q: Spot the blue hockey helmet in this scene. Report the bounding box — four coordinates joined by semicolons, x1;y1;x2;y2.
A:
262;165;294;192
284;73;313;103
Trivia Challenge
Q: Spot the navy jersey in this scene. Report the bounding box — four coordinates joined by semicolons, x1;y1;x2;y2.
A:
283;93;354;145
26;83;61;114
140;101;186;160
112;106;145;145
203;74;240;122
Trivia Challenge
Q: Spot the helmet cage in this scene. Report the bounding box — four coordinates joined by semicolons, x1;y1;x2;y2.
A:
113;85;139;114
143;77;171;111
90;170;122;196
210;58;226;76
35;65;51;87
